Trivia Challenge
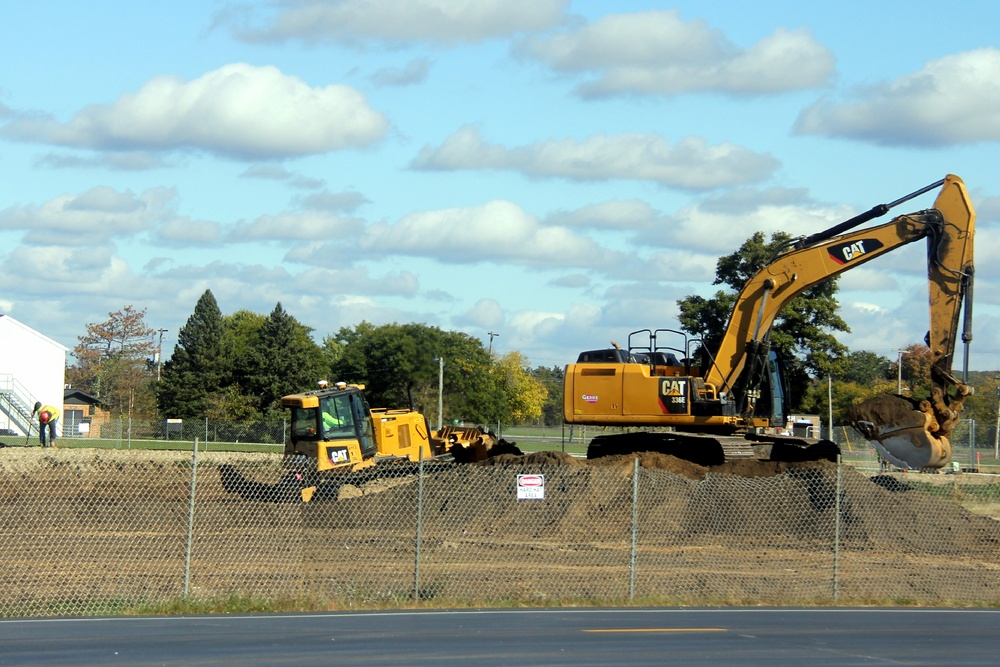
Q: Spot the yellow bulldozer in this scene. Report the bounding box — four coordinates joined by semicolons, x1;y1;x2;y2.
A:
220;380;519;502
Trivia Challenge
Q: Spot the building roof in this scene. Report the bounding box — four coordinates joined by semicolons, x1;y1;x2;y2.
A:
0;314;70;352
64;386;105;407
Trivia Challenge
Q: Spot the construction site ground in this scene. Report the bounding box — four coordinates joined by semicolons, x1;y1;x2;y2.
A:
1;446;999;612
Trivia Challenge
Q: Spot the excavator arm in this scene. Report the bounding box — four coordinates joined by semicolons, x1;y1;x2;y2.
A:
848;175;975;469
705;175;974;469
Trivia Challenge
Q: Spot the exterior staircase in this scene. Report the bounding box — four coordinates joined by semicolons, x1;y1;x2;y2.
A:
0;374;38;436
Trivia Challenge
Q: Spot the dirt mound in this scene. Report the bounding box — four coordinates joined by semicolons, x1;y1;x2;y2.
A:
479;450;578;466
472;450;839;482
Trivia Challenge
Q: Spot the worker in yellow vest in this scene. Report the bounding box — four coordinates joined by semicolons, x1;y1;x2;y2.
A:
31;402;61;447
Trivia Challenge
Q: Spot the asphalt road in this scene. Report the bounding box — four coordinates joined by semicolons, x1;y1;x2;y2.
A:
1;607;997;666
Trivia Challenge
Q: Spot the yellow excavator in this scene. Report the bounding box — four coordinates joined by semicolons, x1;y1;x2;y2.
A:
564;175;975;470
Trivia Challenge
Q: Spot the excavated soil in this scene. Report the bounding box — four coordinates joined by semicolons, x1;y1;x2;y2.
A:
846;393;921;426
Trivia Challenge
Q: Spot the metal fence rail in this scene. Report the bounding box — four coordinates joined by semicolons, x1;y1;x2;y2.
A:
1;447;998;616
45;417;1000;474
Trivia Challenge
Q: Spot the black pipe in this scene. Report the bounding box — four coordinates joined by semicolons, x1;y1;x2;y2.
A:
794;178;945;249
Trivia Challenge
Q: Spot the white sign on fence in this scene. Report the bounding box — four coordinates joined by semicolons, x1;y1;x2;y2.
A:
516;474;545;500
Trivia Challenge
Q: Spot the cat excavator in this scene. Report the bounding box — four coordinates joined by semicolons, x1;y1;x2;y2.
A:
564;174;975;470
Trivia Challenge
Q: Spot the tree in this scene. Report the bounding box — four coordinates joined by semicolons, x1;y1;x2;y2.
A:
327;322;496;424
531;365;565;426
676;231;850;411
243;303;324;417
157;290;226;419
898;343;932;397
491;352;548;425
834;350;894;386
68;305;157;418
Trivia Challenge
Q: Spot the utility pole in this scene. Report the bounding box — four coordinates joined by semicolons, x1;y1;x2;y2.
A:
156;329;168;381
436;356;444;431
828;376;833;439
896;349;903;394
994;383;999;459
488;331;499;356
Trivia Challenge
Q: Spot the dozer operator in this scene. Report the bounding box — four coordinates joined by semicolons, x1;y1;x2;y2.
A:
564;175;975;470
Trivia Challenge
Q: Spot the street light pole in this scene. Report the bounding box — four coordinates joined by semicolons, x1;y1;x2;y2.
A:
156;329;168;381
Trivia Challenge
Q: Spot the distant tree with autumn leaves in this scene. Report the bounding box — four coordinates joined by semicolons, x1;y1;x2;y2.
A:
66;305;157;419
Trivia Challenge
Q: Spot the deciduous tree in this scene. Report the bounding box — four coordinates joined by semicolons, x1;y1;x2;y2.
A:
68;305;157;418
676;231;850;410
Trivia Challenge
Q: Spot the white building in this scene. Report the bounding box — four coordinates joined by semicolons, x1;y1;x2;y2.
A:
0;315;68;438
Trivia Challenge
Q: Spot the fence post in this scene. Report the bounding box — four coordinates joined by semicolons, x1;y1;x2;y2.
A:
969;419;976;471
833;454;841;602
184;438;199;599
629;456;639;601
414;448;424;601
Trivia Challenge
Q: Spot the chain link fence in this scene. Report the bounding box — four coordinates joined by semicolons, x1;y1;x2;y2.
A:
1;445;998;617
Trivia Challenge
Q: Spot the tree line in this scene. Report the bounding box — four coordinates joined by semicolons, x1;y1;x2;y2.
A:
67;291;561;428
66;230;994;438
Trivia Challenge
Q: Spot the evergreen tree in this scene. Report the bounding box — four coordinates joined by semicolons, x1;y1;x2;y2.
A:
245;303;324;417
157;290;225;419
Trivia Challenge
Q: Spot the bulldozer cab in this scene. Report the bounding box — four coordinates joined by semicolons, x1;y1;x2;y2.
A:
283;384;378;470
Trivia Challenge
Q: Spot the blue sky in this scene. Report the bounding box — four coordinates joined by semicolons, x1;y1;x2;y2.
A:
2;0;999;373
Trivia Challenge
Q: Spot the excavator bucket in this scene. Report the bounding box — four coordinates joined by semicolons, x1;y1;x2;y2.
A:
848;394;952;470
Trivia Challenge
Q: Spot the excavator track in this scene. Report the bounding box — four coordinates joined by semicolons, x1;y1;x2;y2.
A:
586;431;839;467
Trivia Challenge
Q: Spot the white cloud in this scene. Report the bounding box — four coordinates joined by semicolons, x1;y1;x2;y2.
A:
35;151;171;171
461;298;505;330
156;218;223;245
549;273;591;289
370;58;433;87
642;197;853;255
360;199;626;267
0;186;176;245
794;48;1000;146
517;10;834;97
413;126;778;189
223;0;569;45
543;199;661;231
3;244;151;297
297;189;370;213
229;211;365;242
1;64;388;159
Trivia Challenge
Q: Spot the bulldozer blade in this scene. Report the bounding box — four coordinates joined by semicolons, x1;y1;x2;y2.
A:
849;394;951;469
